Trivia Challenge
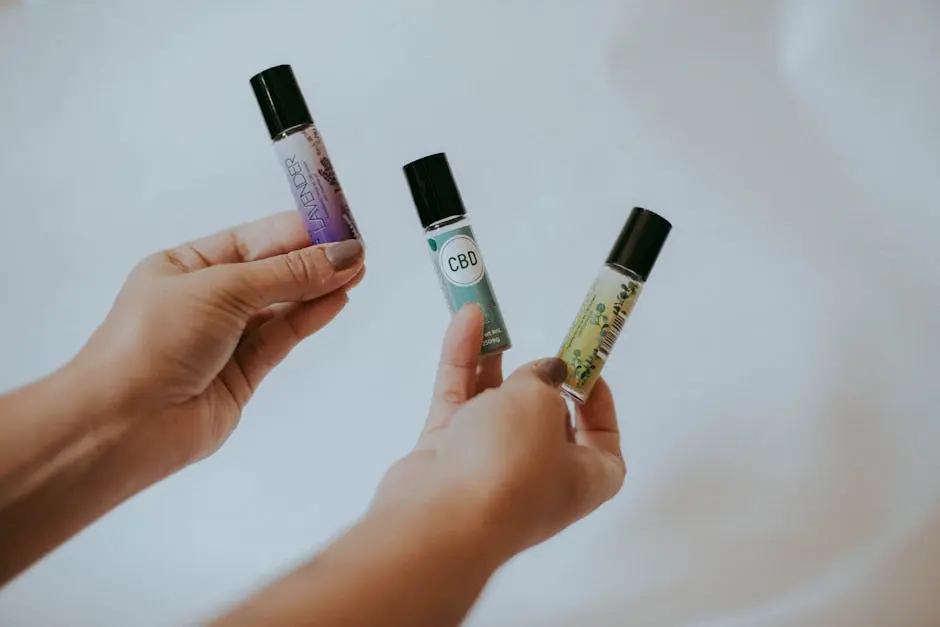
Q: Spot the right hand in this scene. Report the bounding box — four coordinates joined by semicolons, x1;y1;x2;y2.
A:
371;303;626;559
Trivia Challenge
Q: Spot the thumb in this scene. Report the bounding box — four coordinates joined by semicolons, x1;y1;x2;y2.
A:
503;357;569;391
500;356;571;428
207;240;364;311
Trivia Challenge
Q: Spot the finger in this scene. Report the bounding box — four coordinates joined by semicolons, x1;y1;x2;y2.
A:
244;304;287;335
502;356;569;390
565;399;576;443
207;240;364;312
345;265;367;291
573;377;623;460
423;303;485;434
475;352;504;395
566;445;627;522
562;377;625;522
159;211;310;273
224;290;350;404
243;266;366;333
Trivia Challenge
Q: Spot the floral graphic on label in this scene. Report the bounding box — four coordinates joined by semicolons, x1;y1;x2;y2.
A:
317;157;340;191
558;268;642;398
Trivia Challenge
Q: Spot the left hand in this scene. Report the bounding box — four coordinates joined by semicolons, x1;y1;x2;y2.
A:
71;211;365;468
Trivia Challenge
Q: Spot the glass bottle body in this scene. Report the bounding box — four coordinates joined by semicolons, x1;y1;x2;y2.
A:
273;123;361;245
425;216;511;355
558;263;644;403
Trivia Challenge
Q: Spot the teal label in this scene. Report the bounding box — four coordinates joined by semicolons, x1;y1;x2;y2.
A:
428;225;511;354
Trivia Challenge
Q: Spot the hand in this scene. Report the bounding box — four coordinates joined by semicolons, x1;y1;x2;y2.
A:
71;211;365;467
210;304;622;627
371;303;625;560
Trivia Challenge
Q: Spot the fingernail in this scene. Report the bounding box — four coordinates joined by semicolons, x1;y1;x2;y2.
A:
324;240;363;271
458;302;483;316
534;358;568;386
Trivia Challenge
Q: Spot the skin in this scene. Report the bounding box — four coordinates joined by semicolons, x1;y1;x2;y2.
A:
215;305;626;626
0;211;625;626
0;211;365;584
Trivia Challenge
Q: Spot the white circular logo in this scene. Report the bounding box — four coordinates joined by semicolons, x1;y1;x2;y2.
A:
439;235;485;286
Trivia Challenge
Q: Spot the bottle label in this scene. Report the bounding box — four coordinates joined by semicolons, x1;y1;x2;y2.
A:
428;225;511;354
274;126;362;245
557;267;642;401
438;234;485;286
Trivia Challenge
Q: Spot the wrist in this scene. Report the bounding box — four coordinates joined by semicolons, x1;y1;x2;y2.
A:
365;486;519;575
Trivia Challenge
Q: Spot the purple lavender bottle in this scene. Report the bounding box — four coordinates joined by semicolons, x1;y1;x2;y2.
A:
250;64;362;245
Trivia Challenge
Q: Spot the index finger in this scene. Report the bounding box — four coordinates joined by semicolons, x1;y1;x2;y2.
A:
574;377;622;460
422;303;485;436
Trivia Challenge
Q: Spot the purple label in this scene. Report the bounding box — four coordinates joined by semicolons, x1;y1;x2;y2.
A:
275;126;361;245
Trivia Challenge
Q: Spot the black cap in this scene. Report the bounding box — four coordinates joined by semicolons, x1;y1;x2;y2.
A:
403;153;467;229
606;207;672;281
250;64;313;140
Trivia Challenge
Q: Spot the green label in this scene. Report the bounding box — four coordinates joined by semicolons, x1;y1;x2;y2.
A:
558;268;642;400
428;225;511;354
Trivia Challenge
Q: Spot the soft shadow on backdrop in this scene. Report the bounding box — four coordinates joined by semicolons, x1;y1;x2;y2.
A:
0;1;937;626
533;2;940;626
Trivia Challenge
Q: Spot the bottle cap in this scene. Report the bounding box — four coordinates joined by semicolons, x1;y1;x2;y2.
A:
606;207;672;281
403;153;467;229
250;64;313;140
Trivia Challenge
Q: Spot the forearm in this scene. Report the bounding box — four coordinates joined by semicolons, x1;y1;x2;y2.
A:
214;498;511;627
0;371;174;585
0;364;115;505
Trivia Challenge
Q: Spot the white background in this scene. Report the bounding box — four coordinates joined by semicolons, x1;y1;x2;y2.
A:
1;1;938;625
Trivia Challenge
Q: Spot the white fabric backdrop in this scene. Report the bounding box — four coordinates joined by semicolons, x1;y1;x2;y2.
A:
1;1;937;625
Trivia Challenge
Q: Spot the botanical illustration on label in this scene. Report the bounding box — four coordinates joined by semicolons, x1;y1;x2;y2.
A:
275;126;361;245
427;224;511;354
558;267;642;399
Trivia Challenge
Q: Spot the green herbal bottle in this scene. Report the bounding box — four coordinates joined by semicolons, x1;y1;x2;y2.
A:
404;153;511;355
558;207;671;403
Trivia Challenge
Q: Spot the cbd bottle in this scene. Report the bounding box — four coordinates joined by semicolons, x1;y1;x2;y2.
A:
250;64;362;245
404;153;511;355
558;207;671;403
